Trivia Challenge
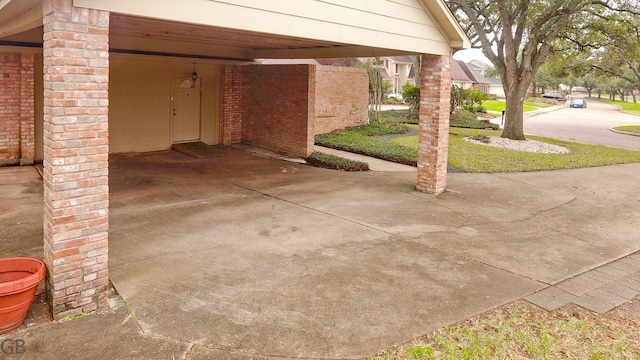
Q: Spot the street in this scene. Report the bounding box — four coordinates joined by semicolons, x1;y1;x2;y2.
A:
523;96;640;150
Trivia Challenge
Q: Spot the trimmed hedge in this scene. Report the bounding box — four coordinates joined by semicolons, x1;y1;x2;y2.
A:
305;152;369;171
315;131;418;166
372;110;419;124
346;122;409;136
450;110;499;130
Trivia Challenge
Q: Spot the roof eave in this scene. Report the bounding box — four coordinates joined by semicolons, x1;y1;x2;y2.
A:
420;0;471;51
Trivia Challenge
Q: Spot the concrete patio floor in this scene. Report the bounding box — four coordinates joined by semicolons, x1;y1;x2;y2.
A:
1;145;639;359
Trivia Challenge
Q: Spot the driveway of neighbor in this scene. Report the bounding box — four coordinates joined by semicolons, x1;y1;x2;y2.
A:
1;146;639;359
524;97;640;150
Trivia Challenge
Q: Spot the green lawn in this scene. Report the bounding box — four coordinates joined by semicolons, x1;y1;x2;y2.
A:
524;98;554;108
598;98;640;115
391;127;640;173
613;125;640;134
315;124;640;173
483;100;537;113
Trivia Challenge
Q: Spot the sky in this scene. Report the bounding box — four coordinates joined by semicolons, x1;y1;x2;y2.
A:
453;48;492;66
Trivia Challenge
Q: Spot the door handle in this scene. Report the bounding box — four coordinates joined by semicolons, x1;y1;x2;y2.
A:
173;108;176;116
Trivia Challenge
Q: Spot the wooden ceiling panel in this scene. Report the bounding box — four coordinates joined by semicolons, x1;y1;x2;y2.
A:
110;14;347;52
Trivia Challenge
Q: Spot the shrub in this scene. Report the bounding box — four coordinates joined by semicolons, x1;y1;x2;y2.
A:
305;152;369;171
450;110;499;130
402;83;421;117
348;122;409;136
375;110;419;124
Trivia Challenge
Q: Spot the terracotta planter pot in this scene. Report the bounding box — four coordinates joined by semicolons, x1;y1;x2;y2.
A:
0;257;47;334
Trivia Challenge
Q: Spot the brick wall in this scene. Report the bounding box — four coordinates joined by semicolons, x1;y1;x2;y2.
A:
314;66;368;135
0;52;35;166
223;64;314;157
416;54;451;195
42;0;110;319
219;64;367;157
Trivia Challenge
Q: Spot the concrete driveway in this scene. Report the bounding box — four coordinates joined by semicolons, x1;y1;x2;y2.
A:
2;146;640;359
108;147;638;358
524;97;640;150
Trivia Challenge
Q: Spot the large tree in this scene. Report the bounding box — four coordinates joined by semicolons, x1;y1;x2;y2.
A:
445;0;634;140
587;10;640;100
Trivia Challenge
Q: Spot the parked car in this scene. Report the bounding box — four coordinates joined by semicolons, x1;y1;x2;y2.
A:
570;98;587;108
542;93;564;100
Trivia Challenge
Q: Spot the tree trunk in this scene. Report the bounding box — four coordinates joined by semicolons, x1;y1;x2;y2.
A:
532;82;537;96
501;91;526;140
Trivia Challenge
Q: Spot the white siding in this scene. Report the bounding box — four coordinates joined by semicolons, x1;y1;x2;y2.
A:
74;0;453;55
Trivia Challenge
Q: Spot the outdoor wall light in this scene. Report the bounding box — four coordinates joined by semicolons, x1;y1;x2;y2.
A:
191;63;198;82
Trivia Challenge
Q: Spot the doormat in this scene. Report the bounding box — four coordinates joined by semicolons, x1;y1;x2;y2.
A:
172;142;225;158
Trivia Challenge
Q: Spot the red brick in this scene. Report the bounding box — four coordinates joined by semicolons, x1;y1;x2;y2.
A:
416;54;452;195
43;2;111;320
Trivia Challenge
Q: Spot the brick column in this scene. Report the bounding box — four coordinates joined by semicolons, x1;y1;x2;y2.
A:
416;54;452;195
42;0;110;319
20;53;35;166
0;53;21;166
220;65;244;144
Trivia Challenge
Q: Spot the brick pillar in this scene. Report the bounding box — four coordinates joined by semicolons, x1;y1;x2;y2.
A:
416;54;452;195
0;53;21;166
20;53;35;166
42;0;110;319
220;65;244;144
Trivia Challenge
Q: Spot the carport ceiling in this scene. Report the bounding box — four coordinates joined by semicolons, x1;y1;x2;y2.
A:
109;14;415;60
112;15;346;53
0;12;416;61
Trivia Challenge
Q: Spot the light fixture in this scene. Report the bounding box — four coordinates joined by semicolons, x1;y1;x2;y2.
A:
191;63;198;82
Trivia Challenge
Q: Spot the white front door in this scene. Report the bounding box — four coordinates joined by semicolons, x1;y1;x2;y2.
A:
171;75;201;143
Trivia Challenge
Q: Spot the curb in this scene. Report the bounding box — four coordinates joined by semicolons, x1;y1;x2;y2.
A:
524;105;564;119
610;128;640;137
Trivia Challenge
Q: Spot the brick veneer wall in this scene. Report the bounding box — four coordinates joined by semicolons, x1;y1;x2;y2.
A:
236;64;314;157
416;54;452;195
42;0;111;319
0;52;35;166
220;64;366;157
314;65;368;135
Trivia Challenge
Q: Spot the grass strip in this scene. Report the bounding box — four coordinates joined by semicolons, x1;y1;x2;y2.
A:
613;125;640;134
370;303;640;360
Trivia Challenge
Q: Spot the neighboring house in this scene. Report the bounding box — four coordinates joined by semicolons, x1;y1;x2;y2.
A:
0;0;469;319
451;60;491;93
381;56;416;94
466;58;492;76
451;60;474;89
487;77;506;98
457;61;491;93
